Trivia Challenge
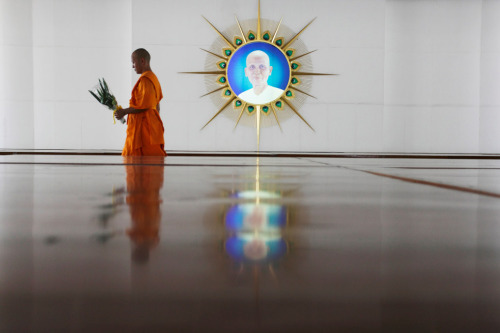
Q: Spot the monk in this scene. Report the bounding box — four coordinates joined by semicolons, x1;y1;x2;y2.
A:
115;48;167;156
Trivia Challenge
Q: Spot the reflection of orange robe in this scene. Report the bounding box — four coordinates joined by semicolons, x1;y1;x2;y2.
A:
125;163;164;247
122;71;167;156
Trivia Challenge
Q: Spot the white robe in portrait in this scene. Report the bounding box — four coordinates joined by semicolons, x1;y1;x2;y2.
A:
238;85;284;104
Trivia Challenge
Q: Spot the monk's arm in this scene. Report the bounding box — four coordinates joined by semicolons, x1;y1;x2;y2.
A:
115;79;160;120
115;107;147;120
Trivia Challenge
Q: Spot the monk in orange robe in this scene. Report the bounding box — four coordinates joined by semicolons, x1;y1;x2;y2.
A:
115;48;167;156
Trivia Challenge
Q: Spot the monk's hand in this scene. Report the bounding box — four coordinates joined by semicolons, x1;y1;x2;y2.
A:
115;107;127;120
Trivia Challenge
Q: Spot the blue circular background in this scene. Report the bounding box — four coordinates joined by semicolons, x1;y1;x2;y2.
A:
227;42;290;96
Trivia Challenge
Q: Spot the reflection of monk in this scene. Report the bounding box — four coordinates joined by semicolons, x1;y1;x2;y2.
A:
238;50;284;104
124;157;164;263
115;48;167;157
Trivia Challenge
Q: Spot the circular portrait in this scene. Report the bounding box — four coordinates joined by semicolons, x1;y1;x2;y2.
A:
227;41;290;105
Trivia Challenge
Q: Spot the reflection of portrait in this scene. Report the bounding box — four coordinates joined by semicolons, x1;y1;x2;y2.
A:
225;234;286;263
238;50;284;104
225;202;287;262
243;237;269;261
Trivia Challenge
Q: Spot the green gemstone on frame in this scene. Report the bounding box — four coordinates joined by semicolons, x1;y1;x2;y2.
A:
219;77;226;83
276;39;283;46
248;106;255;112
263;106;269;113
291;63;298;70
263;33;270;40
286;91;292;97
291;78;298;84
235;100;242;107
225;50;232;56
225;90;231;96
286;50;293;57
249;33;255;40
275;101;282;108
236;38;243;45
219;62;226;69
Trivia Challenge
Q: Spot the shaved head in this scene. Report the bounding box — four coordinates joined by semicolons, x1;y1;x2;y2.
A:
131;48;152;74
246;50;269;66
133;48;151;62
244;50;273;91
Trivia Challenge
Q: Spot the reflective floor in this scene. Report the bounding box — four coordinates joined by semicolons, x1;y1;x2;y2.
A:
1;154;500;332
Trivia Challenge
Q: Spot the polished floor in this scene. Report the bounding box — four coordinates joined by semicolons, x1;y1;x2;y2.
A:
1;154;500;332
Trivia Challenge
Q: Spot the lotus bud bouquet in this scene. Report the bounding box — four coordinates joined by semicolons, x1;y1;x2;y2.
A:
89;78;125;124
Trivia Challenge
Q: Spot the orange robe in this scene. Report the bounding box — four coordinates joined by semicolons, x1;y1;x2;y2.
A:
122;71;167;156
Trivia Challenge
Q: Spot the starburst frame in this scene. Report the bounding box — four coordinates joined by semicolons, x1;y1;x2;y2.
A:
181;0;336;150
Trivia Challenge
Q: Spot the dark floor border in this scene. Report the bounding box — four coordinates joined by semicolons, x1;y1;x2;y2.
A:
363;169;500;199
1;150;500;159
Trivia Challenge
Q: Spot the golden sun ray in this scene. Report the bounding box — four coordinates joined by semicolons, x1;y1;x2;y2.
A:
282;98;315;131
270;104;283;132
290;86;317;99
200;85;228;98
257;0;262;39
283;17;317;50
293;72;338;76
271;17;283;43
235;16;247;43
234;102;247;130
256;105;261;151
202;16;236;49
179;71;226;75
201;96;236;130
290;49;318;61
200;48;227;60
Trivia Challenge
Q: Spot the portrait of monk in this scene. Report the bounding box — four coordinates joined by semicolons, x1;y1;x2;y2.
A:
237;50;284;104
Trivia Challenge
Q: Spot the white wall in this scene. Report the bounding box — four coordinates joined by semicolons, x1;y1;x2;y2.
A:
1;0;499;153
32;0;131;150
0;0;34;149
479;0;500;154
